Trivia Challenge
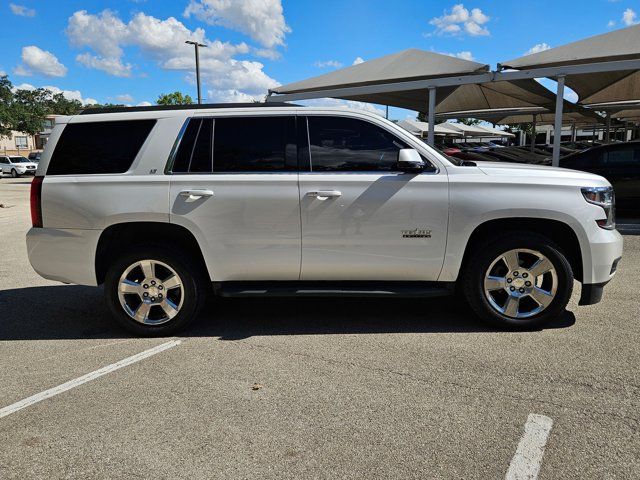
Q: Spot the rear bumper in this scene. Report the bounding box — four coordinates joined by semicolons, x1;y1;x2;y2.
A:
26;227;101;286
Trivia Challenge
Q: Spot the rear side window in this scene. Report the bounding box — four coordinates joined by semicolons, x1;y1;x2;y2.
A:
48;120;156;175
307;116;408;172
171;116;296;173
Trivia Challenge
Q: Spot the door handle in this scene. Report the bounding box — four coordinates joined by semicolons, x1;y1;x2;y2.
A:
306;190;342;199
179;189;214;199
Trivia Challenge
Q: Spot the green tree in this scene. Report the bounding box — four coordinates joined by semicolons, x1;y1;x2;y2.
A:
156;92;194;105
0;75;14;139
454;118;481;126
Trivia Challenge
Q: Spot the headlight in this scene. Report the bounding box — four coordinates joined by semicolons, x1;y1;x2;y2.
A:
581;186;615;230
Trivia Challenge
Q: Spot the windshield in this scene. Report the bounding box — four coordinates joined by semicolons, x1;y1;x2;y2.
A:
9;157;30;163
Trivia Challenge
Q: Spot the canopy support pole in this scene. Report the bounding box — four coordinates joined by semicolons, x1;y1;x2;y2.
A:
530;115;537;152
604;112;611;143
552;75;565;167
385;105;389;119
427;87;436;147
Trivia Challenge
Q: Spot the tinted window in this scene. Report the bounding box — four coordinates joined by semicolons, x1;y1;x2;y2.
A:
48;120;155;175
190;119;213;173
213;116;296;172
603;147;638;167
172;119;201;173
307;116;408;172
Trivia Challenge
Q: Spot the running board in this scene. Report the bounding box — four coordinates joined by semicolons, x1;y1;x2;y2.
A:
213;281;455;298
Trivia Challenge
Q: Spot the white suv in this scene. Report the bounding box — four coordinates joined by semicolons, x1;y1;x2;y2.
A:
1;155;38;177
26;104;623;336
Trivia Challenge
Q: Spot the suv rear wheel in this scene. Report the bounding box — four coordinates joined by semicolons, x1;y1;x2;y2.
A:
104;246;207;336
463;233;573;329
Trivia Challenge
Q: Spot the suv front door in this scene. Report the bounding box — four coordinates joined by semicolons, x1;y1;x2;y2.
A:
168;115;301;281
298;115;448;281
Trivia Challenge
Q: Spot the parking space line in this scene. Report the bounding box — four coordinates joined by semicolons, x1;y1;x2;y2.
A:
0;340;181;419
505;413;554;480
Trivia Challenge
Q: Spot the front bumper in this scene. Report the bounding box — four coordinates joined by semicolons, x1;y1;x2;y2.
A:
26;227;101;286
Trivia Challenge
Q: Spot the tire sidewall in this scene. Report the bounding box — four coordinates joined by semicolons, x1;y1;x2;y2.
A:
464;234;573;329
104;246;206;336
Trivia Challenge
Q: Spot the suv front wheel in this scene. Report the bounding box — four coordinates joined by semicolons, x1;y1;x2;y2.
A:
463;233;574;329
104;246;207;336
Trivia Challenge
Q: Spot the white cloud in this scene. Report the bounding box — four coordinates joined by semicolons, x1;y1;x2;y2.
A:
115;93;134;103
607;20;616;27
15;46;67;77
66;9;278;100
136;101;152;106
76;53;133;77
12;82;97;105
564;88;578;103
299;98;385;116
314;60;343;68
622;8;638;26
445;51;475;61
10;3;35;17
429;4;490;36
525;43;551;55
183;0;290;51
352;57;365;65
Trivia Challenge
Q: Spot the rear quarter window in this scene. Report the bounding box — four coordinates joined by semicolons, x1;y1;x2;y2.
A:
47;120;156;175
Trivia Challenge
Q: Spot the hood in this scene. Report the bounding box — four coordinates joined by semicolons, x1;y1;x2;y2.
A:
473;161;609;185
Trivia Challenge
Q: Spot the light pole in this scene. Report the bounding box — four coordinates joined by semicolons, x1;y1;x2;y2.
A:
185;40;207;104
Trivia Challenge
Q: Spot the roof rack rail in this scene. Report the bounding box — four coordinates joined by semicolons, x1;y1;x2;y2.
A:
79;102;299;115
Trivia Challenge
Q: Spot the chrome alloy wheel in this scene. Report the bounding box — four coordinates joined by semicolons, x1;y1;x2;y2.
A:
117;260;184;325
483;248;558;319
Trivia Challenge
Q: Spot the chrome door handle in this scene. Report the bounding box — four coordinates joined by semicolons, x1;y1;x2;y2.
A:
306;190;342;199
179;189;214;199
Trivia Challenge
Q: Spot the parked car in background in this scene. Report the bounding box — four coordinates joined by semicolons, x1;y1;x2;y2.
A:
0;155;38;177
28;152;42;162
560;141;640;217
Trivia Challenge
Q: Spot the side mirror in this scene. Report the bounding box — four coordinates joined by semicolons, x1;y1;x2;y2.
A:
397;149;426;173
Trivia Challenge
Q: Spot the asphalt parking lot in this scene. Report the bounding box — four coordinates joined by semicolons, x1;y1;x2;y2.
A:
0;176;638;479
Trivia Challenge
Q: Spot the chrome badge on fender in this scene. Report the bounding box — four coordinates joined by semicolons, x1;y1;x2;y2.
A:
402;228;432;238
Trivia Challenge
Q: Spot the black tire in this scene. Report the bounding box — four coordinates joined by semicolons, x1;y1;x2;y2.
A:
462;232;573;329
11;169;18;178
104;245;208;336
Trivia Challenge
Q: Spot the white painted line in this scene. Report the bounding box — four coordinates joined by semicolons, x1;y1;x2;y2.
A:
0;340;181;419
505;414;554;480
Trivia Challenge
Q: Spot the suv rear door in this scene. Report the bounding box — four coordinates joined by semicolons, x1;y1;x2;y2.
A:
168;115;301;281
297;114;448;281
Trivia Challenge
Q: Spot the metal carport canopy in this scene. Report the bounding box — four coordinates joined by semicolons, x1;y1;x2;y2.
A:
268;33;640;165
500;24;640;164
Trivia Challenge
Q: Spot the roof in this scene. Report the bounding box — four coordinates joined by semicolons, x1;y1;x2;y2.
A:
501;24;640;70
397;119;463;136
438;122;497;137
273;49;488;94
79;102;298;115
500;24;640;105
271;49;488;112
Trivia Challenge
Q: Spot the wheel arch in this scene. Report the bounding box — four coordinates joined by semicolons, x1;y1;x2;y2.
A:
457;217;584;283
95;221;209;285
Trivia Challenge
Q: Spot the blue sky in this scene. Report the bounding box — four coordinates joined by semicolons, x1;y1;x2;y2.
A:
1;0;639;119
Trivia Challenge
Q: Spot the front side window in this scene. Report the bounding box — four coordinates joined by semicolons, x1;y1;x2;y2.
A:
48;120;156;175
307;116;408;172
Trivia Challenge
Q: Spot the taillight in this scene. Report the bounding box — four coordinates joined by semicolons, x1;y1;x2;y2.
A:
30;176;43;228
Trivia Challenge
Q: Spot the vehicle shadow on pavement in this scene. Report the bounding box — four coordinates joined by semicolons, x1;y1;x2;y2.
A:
0;285;576;340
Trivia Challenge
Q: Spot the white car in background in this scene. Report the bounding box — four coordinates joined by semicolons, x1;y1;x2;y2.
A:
0;155;38;177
